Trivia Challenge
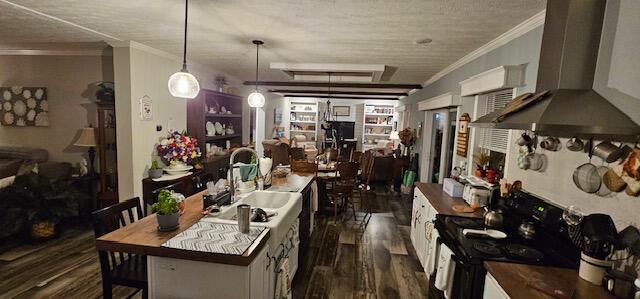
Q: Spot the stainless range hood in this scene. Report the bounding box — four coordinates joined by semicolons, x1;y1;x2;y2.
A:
471;0;640;139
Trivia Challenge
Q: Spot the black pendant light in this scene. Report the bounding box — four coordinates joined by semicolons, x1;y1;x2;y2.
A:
247;40;265;108
167;0;200;99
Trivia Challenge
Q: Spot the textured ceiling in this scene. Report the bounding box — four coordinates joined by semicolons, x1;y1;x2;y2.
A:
0;0;546;84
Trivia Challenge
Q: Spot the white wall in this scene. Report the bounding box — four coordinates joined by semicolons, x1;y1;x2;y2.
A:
112;42;241;200
0;54;113;164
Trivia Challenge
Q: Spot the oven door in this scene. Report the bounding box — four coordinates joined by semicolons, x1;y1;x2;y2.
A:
431;224;486;299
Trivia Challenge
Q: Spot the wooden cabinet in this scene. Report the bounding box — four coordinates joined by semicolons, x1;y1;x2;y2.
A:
96;102;118;207
187;90;243;178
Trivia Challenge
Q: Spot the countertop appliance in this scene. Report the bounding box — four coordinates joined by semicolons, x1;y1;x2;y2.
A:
431;189;580;299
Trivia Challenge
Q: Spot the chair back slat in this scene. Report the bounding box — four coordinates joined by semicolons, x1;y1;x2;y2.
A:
291;160;318;174
336;162;359;184
92;197;144;272
289;147;306;161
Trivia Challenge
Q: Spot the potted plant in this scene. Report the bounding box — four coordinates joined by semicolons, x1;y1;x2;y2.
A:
148;160;163;179
4;173;83;240
152;189;180;231
474;152;491;177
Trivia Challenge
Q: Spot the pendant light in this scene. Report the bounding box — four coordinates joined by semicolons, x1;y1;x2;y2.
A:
247;40;265;108
168;0;200;99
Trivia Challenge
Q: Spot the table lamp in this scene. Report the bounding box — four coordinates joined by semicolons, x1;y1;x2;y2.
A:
389;131;401;156
74;126;97;175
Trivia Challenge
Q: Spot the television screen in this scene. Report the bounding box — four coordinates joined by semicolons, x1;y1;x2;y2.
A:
325;121;355;140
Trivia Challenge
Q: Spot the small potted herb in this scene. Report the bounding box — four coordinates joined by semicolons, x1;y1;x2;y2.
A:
148;160;163;179
152;189;180;231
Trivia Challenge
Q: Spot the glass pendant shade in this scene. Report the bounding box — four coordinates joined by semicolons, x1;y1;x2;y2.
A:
168;71;200;99
247;91;265;108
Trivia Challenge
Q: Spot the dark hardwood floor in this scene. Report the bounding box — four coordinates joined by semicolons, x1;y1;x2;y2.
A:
0;185;427;299
292;186;428;299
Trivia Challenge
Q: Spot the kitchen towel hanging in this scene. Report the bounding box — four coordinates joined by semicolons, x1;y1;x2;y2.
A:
426;229;440;276
434;244;456;298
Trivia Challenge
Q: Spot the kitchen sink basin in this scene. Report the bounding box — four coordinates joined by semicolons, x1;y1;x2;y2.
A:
241;191;292;209
202;190;302;255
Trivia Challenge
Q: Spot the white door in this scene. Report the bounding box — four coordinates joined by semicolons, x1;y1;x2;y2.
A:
420;109;457;183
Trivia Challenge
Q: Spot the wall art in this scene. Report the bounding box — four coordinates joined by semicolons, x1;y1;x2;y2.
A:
1;86;49;127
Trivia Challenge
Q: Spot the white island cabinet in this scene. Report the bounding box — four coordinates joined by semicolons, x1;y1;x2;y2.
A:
410;186;436;269
148;245;271;299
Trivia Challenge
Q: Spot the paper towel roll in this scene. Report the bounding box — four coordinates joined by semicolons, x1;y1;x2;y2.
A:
259;158;273;185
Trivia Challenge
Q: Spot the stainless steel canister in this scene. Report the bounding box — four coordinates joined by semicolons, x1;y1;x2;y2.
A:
237;204;251;233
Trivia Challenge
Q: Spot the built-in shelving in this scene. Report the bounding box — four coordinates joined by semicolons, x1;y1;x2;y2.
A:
288;100;318;142
362;104;395;151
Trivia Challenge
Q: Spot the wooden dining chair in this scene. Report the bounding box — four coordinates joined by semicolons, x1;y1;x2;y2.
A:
350;151;363;163
290;160;318;174
289;147;306;161
147;181;184;215
324;148;339;163
92;198;147;299
328;161;359;220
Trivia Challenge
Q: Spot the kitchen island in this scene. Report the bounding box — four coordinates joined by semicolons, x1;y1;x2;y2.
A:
95;172;315;299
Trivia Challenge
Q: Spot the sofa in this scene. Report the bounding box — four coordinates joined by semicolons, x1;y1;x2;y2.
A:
0;146;48;186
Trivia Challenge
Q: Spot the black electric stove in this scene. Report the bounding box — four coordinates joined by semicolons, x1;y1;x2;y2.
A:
430;189;580;299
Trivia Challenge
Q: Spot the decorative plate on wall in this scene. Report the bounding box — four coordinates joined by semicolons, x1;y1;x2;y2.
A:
1;86;49;127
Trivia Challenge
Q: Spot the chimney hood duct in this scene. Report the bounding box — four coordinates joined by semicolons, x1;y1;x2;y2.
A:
470;0;640;139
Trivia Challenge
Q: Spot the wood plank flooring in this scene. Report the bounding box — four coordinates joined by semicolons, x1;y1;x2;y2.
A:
0;186;427;299
292;187;429;299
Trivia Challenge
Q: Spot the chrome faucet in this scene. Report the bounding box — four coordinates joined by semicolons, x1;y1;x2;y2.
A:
229;147;261;199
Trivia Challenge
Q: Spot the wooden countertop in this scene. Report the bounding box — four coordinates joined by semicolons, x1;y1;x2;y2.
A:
415;182;484;218
96;172;316;266
484;261;616;299
96;190;270;266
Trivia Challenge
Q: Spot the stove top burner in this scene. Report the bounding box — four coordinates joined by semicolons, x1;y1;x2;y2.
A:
505;244;544;261
449;217;483;229
472;241;504;258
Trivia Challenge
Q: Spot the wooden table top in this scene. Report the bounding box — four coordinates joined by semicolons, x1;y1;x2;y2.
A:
484;261;616;299
96;172;316;266
415;182;485;218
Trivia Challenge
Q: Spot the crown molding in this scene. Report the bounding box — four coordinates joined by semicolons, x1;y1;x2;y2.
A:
107;40;182;62
0;49;109;56
422;9;545;88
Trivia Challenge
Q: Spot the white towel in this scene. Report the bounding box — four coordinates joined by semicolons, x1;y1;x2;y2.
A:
434;244;455;299
259;157;273;185
309;181;318;234
274;259;292;299
426;229;440;276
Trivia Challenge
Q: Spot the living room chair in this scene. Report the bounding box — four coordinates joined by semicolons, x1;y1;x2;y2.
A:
92;197;147;299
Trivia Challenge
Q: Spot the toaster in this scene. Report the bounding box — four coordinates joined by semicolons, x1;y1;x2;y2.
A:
462;184;490;208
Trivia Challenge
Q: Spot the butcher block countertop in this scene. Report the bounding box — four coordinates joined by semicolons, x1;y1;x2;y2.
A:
415;182;484;218
484;261;616;299
95;172;315;266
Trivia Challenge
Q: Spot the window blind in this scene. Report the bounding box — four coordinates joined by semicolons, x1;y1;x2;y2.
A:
478;89;513;153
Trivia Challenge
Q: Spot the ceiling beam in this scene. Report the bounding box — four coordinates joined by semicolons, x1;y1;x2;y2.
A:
283;94;399;101
269;89;408;96
244;81;422;89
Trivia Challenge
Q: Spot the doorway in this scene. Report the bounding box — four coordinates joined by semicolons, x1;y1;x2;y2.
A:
420;108;458;183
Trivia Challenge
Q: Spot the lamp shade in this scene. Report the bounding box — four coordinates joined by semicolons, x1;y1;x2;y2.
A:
74;127;97;147
389;131;400;140
247;91;265;108
168;71;200;99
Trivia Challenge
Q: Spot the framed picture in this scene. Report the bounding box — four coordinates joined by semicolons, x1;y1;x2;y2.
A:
138;95;153;120
333;106;350;116
1;87;49;127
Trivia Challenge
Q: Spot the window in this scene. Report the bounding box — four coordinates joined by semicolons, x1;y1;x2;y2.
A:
476;89;513;153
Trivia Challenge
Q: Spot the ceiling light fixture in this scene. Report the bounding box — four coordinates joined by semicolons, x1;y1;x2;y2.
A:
247;40;265;108
167;0;200;99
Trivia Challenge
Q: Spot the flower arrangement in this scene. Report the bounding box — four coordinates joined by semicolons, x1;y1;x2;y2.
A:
157;130;201;166
398;127;417;147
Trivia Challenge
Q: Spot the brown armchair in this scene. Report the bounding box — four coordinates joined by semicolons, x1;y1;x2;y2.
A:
262;139;290;168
